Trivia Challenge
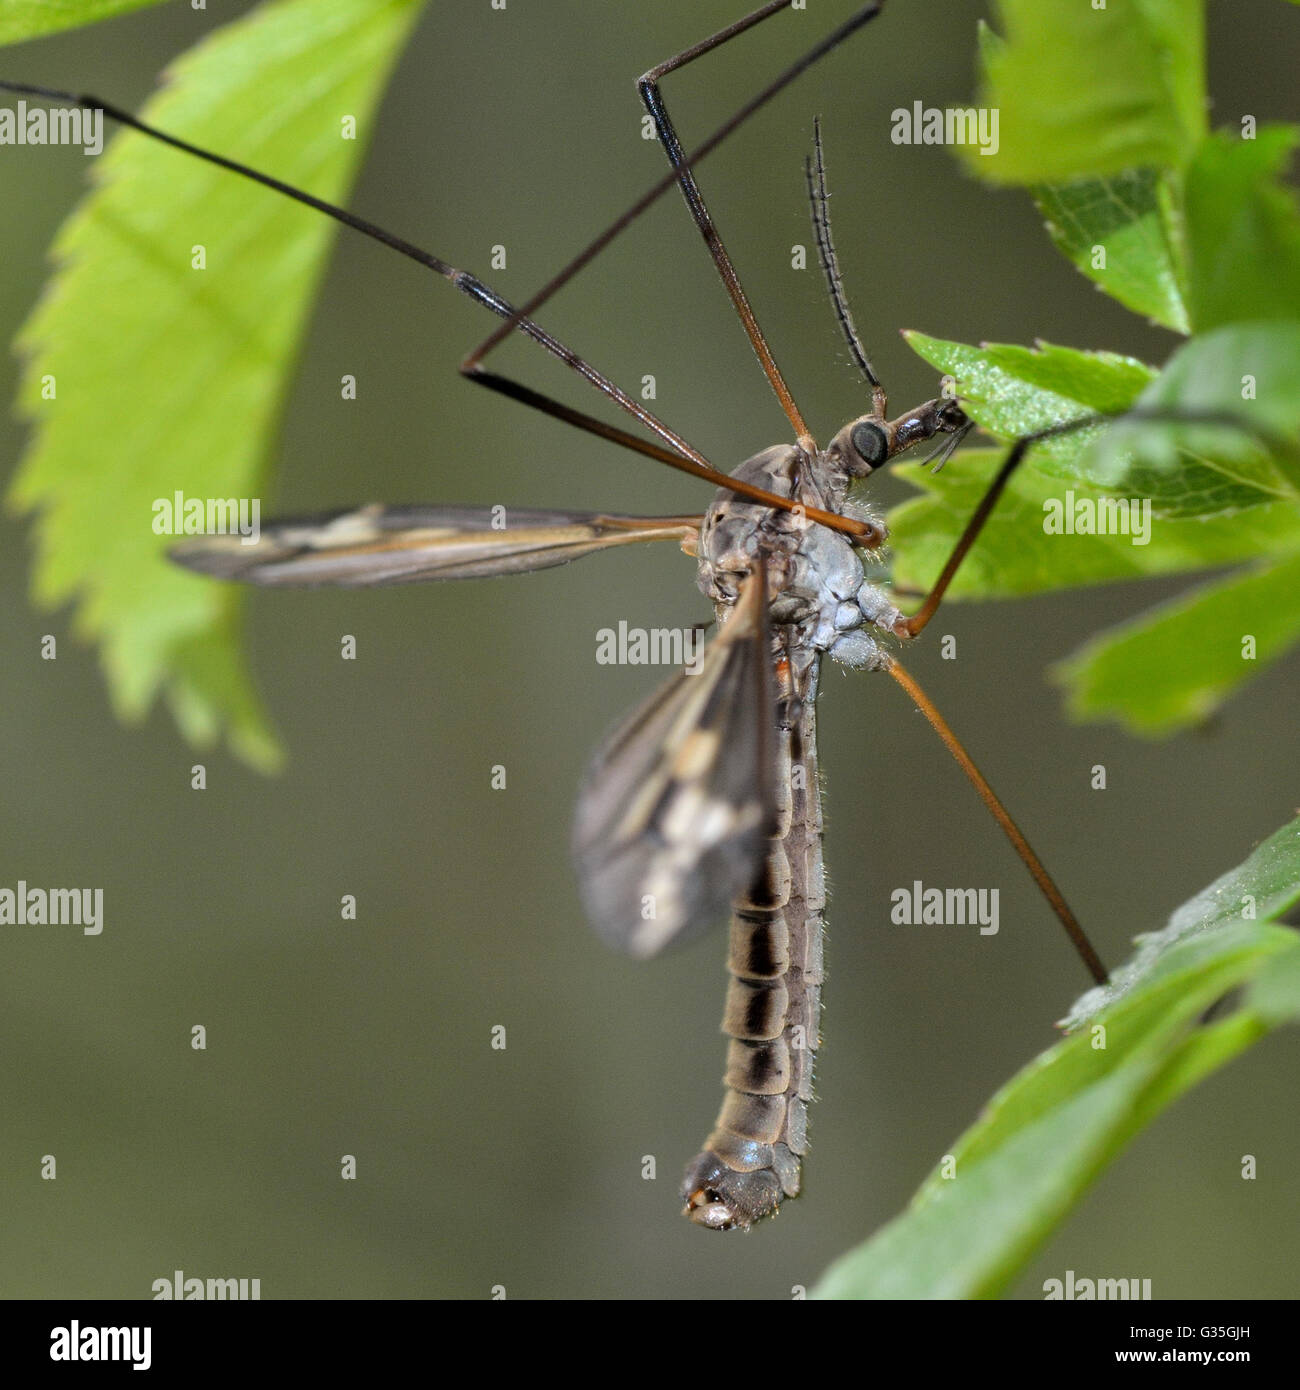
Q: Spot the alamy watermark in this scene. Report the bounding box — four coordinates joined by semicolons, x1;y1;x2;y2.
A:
890;880;999;935
596;621;705;674
50;1322;150;1370
152;491;261;545
1043;490;1152;546
1;100;102;155
891;101;999;156
0;881;102;935
1043;1270;1152;1300
152;1269;261;1300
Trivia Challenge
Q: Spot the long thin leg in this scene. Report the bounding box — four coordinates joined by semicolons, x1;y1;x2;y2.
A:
471;368;876;539
638;1;817;443
894;431;1038;638
892;408;1272;638
0;78;875;543
0;82;689;466
463;4;886;404
887;659;1108;985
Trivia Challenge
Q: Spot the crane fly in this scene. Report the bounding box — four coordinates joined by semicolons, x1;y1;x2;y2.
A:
6;0;1138;1231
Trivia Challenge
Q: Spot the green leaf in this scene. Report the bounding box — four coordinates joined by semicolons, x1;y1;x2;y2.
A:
906;329;1300;517
894;331;1300;736
964;0;1206;185
0;0;166;47
888;449;1300;600
1246;943;1300;1026
1034;170;1189;332
902;331;1217;513
1051;550;1300;736
1063;816;1300;1027
816;1048;1172;1300
812;817;1300;1299
974;18;1005;66
8;0;426;770
1184;126;1300;331
903;331;1154;465
1082;321;1300;506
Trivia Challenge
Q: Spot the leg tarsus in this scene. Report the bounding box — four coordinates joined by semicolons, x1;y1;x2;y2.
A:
887;658;1109;985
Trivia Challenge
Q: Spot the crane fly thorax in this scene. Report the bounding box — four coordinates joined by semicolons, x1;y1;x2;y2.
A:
697;442;899;672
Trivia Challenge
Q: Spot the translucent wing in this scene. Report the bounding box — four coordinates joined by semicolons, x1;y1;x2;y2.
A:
573;571;774;959
169;505;698;586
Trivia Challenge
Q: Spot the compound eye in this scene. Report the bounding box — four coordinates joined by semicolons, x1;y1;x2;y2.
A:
850;419;889;470
938;398;969;430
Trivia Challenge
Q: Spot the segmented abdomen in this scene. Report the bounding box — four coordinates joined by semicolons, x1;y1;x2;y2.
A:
681;664;825;1230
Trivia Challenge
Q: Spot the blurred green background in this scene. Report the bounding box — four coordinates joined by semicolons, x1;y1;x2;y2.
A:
1;0;1297;1299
